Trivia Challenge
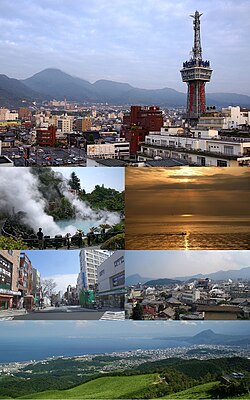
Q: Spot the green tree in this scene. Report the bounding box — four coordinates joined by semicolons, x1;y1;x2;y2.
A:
68;172;81;192
131;303;144;320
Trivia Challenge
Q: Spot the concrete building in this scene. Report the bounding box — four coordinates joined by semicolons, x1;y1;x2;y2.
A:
77;250;111;292
32;267;41;299
197;106;250;130
181;290;201;305
0;108;18;121
19;253;33;298
97;250;125;308
87;140;130;161
0;250;20;309
57;115;73;133
75;117;92;132
36;125;57;147
138;127;250;166
121;105;164;155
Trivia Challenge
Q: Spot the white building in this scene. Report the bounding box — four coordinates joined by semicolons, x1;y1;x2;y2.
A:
0;108;18;121
77;250;111;293
97;250;125;308
87;140;130;162
181;290;200;304
197;106;250;130
138;127;250;166
57;115;73;133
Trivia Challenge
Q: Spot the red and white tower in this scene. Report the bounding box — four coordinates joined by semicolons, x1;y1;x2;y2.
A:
180;11;212;125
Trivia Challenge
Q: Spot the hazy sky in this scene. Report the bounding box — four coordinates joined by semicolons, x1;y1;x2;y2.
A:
0;320;249;339
53;167;124;192
125;250;250;279
126;167;250;222
0;0;249;93
25;250;80;293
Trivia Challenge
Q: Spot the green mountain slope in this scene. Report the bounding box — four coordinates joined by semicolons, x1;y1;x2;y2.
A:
162;381;250;399
19;374;157;399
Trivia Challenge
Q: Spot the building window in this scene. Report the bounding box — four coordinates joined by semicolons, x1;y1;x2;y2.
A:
197;156;206;166
224;145;234;155
217;160;227;167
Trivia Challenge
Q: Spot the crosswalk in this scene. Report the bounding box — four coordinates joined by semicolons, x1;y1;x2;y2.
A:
99;311;125;320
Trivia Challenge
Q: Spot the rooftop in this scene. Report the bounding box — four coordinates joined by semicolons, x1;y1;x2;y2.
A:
0;155;13;165
91;158;127;167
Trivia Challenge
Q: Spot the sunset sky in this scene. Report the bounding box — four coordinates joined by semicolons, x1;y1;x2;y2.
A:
126;167;250;224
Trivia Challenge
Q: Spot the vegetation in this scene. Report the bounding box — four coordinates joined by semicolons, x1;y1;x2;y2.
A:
0;235;28;249
31;169;124;218
100;233;125;249
18;374;158;399
2;356;249;399
83;184;124;213
131;303;144;320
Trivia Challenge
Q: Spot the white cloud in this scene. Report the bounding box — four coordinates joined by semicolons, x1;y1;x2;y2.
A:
42;274;78;293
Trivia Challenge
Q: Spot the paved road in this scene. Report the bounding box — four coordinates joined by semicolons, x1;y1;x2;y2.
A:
13;306;105;320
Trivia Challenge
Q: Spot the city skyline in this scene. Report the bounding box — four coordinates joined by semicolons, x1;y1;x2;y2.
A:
0;0;249;94
125;250;250;279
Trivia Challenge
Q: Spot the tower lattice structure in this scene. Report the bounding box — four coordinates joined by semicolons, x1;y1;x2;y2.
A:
180;11;212;124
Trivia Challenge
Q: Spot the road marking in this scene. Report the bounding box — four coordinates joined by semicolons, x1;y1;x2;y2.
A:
99;311;125;320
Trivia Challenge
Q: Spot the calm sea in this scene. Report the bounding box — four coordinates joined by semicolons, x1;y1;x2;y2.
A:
126;220;250;250
0;337;187;364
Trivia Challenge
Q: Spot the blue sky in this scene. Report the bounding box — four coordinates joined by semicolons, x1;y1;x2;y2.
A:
25;250;80;292
0;0;249;94
0;320;250;339
53;167;124;192
125;250;250;278
25;250;80;275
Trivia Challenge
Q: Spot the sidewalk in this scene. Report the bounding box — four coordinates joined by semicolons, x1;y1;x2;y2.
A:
0;308;28;320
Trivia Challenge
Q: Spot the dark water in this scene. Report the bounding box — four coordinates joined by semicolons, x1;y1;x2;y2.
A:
0;337;187;364
126;221;250;250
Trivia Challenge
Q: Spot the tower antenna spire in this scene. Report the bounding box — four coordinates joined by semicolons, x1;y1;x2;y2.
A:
190;10;203;60
180;10;212;125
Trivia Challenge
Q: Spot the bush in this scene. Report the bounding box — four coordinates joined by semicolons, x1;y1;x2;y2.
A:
100;233;125;249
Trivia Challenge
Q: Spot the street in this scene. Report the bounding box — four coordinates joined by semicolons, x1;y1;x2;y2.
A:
12;305;105;320
0;306;125;320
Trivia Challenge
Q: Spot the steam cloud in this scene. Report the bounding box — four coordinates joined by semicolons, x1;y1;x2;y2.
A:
0;168;120;236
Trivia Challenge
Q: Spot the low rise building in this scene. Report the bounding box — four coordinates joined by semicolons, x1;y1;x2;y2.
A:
87;140;130;161
138;127;250;166
97;250;125;308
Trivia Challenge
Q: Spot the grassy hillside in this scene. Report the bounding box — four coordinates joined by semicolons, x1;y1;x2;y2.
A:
19;374;157;399
162;381;250;399
162;381;220;399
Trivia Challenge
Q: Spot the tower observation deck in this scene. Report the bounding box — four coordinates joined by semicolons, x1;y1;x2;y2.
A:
180;11;212;124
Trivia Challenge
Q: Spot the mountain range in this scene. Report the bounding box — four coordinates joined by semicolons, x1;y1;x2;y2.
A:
165;329;250;346
1;68;250;108
126;266;250;286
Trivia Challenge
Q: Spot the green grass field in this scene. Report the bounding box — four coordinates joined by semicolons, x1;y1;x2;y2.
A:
16;374;250;400
161;381;220;399
19;374;157;399
161;381;250;399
